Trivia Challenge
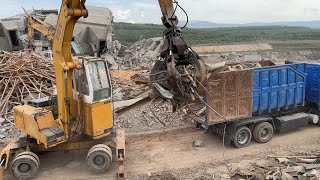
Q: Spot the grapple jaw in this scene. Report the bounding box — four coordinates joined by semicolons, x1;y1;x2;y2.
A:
151;30;207;111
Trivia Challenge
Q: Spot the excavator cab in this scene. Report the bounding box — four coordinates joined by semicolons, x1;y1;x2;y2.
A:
72;58;114;139
73;58;112;102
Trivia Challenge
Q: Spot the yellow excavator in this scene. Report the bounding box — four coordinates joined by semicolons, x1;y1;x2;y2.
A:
0;0;206;179
27;15;55;45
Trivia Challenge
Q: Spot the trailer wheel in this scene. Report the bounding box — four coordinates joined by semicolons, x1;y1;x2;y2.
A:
11;153;39;179
253;122;273;143
233;126;252;148
87;144;112;173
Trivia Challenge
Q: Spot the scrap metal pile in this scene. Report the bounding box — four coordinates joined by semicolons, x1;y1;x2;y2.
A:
0;51;55;121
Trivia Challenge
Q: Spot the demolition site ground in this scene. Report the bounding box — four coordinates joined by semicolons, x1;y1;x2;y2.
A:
2;126;320;179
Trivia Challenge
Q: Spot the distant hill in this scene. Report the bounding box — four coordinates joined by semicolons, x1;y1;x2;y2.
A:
114;22;320;46
180;20;320;29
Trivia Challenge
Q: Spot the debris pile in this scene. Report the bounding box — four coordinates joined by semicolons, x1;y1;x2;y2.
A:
0;51;54;139
111;37;164;70
266;155;320;179
114;98;190;132
110;70;151;101
110;69;193;132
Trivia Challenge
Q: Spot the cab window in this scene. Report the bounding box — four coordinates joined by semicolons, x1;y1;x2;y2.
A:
87;61;111;101
74;68;89;95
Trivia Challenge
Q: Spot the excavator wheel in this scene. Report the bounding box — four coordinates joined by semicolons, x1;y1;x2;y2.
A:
88;144;112;156
86;144;112;173
15;151;40;166
11;153;39;179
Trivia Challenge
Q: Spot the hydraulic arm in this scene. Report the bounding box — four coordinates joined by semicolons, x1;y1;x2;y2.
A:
27;15;55;44
152;0;207;110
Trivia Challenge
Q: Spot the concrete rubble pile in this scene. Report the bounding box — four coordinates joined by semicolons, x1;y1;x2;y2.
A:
110;69;191;132
114;98;190;132
0;7;114;56
110;70;151;101
108;37;164;70
0;51;55;140
266;155;320;180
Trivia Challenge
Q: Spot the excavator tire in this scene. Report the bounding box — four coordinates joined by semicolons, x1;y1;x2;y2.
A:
15;151;40;166
88;144;112;156
11;154;39;179
87;145;112;173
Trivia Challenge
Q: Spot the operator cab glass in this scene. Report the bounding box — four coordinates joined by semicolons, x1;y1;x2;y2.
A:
86;61;111;102
73;59;111;103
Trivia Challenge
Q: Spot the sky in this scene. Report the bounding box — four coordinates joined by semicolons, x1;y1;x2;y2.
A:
1;0;320;24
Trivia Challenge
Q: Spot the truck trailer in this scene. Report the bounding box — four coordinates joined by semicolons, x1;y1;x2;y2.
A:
195;62;320;148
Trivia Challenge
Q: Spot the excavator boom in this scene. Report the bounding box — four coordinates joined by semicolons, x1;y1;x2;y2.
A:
158;0;174;16
27;15;55;44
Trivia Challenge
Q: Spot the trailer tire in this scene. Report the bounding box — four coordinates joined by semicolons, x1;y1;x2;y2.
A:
253;122;273;143
232;126;252;148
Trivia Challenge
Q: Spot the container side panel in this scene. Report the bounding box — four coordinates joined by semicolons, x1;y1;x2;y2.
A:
206;69;253;125
305;63;320;108
253;64;306;115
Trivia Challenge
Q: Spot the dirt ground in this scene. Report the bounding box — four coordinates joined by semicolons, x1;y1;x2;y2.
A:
2;125;320;180
193;43;273;54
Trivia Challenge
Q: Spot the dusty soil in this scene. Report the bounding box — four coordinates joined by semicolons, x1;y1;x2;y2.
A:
3;125;320;180
193;43;273;54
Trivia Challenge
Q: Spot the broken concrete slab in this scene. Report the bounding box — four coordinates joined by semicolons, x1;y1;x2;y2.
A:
105;55;119;70
112;37;163;70
297;158;316;164
283;166;306;176
113;98;145;111
192;140;204;147
281;172;294;180
0;118;5;125
304;164;320;170
277;158;290;164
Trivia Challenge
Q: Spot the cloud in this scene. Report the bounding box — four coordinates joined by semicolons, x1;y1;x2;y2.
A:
176;0;320;23
0;0;59;19
90;1;162;24
114;9;132;22
1;0;320;24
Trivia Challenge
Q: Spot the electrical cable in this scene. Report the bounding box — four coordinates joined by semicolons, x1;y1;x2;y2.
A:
171;0;178;19
173;0;189;29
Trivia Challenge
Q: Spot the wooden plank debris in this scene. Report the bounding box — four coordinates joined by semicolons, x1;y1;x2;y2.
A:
0;51;55;118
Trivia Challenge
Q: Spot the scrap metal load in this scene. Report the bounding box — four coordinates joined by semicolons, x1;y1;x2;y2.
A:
151;0;207;110
0;51;54;119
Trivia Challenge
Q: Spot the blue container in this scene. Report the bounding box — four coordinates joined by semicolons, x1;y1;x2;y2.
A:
252;64;306;115
306;63;320;109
